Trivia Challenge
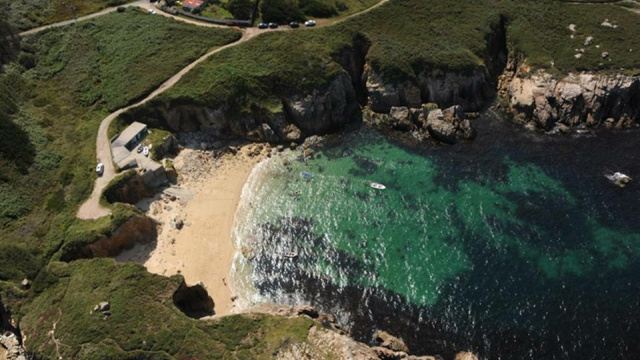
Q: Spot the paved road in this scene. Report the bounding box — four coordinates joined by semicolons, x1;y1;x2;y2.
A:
75;0;389;219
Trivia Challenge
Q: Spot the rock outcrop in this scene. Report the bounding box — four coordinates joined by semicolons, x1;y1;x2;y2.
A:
381;104;476;144
79;215;157;259
503;65;640;130
103;172;155;205
283;73;360;135
365;65;495;114
0;332;26;360
129;72;359;144
249;304;456;360
374;331;409;353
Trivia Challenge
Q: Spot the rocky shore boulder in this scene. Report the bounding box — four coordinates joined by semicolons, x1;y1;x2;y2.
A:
374;331;409;353
425;105;476;144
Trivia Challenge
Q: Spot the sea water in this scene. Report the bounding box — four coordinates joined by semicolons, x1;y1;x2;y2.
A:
232;117;640;360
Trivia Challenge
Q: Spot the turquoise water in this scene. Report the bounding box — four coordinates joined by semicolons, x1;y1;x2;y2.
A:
233;120;640;359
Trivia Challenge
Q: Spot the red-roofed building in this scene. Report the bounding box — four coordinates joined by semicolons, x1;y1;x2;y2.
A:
182;0;205;12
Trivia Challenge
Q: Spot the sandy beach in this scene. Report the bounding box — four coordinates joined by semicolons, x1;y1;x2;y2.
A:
116;143;270;316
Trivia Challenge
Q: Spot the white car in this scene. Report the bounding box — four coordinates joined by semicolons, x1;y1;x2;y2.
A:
304;20;316;27
148;9;157;14
96;163;104;176
143;147;149;157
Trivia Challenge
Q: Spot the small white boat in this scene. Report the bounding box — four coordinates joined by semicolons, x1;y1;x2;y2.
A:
284;252;298;258
605;172;632;188
370;182;386;190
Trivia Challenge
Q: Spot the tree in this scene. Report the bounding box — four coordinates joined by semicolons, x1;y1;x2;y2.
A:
227;0;255;20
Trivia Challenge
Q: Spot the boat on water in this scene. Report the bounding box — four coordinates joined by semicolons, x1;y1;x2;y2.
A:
284;252;298;258
605;172;632;188
370;182;387;190
300;172;315;180
290;190;302;196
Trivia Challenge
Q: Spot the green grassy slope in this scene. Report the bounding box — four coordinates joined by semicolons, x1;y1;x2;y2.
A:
21;259;314;360
144;0;640;122
4;0;130;31
0;9;239;280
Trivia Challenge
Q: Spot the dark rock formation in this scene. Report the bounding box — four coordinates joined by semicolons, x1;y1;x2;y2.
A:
103;172;155;205
79;215;157;259
172;281;215;318
283;72;360;135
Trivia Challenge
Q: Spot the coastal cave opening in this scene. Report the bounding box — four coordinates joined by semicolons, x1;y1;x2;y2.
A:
172;281;215;318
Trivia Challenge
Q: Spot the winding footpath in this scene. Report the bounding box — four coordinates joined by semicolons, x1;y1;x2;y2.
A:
26;0;390;219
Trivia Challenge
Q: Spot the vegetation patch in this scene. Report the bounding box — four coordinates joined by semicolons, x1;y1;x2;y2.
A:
5;0;130;31
20;259;314;360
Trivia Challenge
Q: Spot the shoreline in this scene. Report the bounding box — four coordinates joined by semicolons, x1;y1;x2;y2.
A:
116;143;271;316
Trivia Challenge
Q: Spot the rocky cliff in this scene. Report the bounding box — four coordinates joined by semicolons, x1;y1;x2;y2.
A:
78;215;157;259
249;304;477;360
366;65;496;114
501;63;640;130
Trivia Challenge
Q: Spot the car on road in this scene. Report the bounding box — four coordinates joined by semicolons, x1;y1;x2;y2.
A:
148;9;156;14
268;23;278;29
96;163;104;176
143;147;149;157
258;23;268;29
289;22;299;28
304;20;316;27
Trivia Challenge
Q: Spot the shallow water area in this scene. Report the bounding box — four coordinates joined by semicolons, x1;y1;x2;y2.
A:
233;116;640;360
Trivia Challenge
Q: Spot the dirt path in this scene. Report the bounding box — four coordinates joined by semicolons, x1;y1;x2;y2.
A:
76;36;249;219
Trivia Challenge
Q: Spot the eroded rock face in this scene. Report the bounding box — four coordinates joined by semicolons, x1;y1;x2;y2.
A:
365;64;495;114
283;73;359;135
76;215;157;260
506;70;640;129
276;325;381;360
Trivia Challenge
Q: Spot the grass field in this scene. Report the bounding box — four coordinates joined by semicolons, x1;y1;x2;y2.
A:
20;259;314;359
3;0;132;31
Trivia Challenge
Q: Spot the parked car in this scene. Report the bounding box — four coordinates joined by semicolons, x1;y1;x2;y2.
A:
148;9;156;14
258;23;268;29
137;145;143;153
96;163;104;176
143;147;149;157
268;23;278;29
289;22;299;28
304;20;316;27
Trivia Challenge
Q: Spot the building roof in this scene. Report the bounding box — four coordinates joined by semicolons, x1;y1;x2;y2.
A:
182;0;205;8
112;122;147;148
